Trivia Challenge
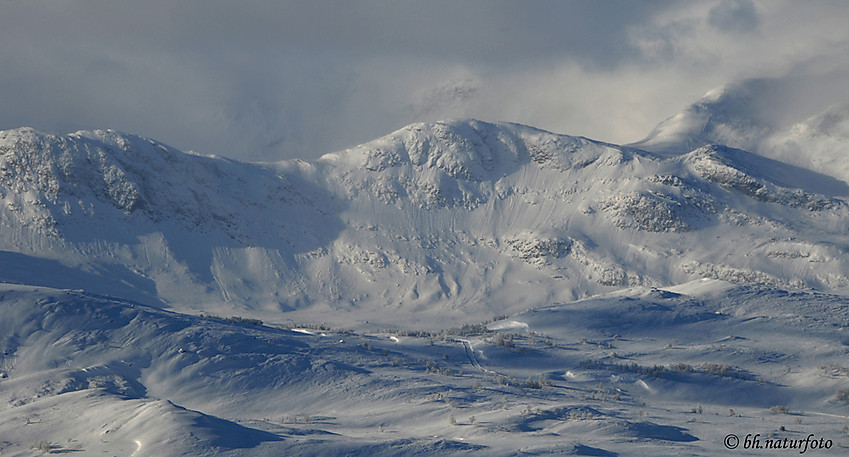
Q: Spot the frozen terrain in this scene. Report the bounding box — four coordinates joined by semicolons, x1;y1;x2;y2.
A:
2;85;849;455
2;281;849;455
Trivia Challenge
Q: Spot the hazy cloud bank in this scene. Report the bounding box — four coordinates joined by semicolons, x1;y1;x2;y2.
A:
1;0;847;161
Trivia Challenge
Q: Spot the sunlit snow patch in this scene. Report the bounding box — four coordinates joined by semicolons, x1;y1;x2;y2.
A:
488;320;529;331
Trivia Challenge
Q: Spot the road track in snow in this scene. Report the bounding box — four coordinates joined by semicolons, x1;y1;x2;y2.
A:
456;338;497;375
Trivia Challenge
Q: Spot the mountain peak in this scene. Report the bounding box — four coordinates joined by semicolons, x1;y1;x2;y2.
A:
629;79;781;155
316;119;631;210
321;119;622;174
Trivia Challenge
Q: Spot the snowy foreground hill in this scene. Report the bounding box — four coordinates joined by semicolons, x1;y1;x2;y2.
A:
2;87;849;455
3;282;849;455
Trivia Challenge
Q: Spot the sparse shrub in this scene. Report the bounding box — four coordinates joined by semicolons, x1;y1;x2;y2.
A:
671;363;695;372
645;365;666;377
519;375;551;389
521;377;543;389
424;359;454;376
836;389;849;403
492;333;515;348
770;405;790;414
283;322;330;331
493;374;508;385
30;441;53;453
280;414;312;424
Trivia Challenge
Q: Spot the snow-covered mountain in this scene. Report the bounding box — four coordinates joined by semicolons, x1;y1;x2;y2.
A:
4;86;849;455
0;127;342;315
3;118;849;328
630;78;849;185
629;80;782;155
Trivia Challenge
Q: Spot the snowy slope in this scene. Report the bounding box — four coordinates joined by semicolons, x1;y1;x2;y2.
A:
0;127;343;313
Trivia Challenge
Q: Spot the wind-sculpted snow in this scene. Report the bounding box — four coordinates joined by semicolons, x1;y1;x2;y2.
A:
3;282;849;455
2;119;849;323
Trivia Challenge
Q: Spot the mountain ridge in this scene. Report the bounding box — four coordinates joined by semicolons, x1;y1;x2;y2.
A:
3;115;849;327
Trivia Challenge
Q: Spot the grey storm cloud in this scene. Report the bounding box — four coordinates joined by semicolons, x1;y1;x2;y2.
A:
708;0;761;33
1;0;847;162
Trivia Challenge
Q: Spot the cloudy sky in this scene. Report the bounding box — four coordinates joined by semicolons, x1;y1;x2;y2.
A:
1;0;848;161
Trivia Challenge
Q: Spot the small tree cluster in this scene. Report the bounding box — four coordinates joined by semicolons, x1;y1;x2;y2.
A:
520;375;551;389
579;359;749;380
200;313;264;326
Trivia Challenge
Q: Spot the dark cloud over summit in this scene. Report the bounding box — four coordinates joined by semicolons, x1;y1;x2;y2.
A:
1;1;847;161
